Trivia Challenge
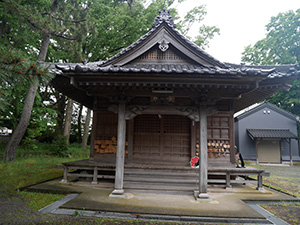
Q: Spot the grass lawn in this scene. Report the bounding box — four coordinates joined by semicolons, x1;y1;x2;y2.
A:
250;162;300;225
0;143;187;224
0;143;89;195
1;144;300;224
260;202;300;225
250;162;300;198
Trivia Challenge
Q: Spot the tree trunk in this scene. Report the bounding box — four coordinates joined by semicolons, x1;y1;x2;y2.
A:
3;0;59;161
54;93;66;137
77;104;83;143
3;32;51;162
3;77;39;161
81;108;91;149
63;98;73;144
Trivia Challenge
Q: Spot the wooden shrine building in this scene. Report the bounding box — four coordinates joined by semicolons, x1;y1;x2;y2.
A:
53;10;299;200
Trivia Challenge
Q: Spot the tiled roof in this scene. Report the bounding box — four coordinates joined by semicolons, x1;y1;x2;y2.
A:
247;129;298;139
56;63;284;77
54;10;300;79
98;9;225;68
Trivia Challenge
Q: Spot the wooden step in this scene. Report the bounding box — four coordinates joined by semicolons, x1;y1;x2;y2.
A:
124;176;198;184
123;168;200;194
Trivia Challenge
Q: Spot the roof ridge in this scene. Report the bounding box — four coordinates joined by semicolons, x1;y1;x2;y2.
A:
235;101;298;121
98;10;226;68
152;9;176;28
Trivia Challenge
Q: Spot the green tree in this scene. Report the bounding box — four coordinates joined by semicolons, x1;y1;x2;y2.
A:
1;0;88;161
241;9;300;117
1;0;221;160
176;5;220;49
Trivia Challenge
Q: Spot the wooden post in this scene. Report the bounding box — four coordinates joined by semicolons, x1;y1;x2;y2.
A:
91;167;98;184
110;102;126;197
60;166;68;183
197;106;210;201
255;139;259;165
128;119;134;162
289;138;293;166
257;173;264;191
89;110;97;161
226;172;232;189
229;112;235;164
191;120;196;157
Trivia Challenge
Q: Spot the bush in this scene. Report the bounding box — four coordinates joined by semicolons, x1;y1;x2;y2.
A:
50;135;69;157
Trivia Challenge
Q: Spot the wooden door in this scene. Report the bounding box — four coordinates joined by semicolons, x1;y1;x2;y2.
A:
133;115;191;165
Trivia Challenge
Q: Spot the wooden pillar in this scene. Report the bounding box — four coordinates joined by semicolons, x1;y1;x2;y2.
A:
60;166;68;183
191;120;196;157
196;105;210;201
289;138;293;166
128;119;134;162
229;113;235;164
225;172;232;189
257;173;264;191
91;167;98;184
110;102;126;197
89;111;97;161
256;140;258;165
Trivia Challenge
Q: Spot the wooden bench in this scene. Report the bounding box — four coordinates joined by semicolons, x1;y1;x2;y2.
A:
208;167;270;191
60;160;115;185
60;160;270;192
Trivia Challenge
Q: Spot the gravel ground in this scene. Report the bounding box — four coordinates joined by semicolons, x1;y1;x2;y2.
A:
0;195;199;225
0;195;60;225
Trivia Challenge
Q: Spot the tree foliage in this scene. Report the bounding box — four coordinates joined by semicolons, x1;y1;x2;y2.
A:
176;5;220;49
241;9;300;117
242;9;300;65
0;0;221;160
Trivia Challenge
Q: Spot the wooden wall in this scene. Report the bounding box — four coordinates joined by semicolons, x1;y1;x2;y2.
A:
195;112;235;166
91;110;234;166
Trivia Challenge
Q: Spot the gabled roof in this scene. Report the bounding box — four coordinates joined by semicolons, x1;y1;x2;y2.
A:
52;10;300;111
98;9;225;68
247;129;298;140
56;10;298;79
235;101;298;121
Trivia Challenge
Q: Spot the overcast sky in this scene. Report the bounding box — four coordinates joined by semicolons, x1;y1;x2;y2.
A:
175;0;300;64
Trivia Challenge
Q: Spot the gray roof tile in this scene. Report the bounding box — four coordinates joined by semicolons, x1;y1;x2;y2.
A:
247;129;298;139
55;62;300;80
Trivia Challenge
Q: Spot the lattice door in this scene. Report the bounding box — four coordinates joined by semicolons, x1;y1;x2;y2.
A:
133;115;191;164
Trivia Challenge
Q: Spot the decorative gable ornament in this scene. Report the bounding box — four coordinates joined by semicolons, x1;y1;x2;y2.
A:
158;39;169;52
152;9;176;28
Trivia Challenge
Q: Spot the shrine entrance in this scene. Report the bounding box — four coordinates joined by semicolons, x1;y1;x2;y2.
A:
132;114;191;165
